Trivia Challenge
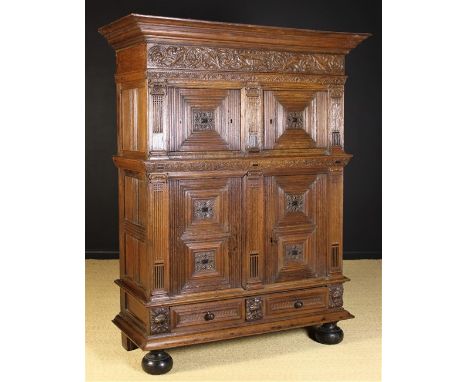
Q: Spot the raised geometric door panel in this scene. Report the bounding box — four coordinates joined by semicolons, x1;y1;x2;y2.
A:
263;90;329;149
264;173;328;284
169;177;242;295
167;87;241;152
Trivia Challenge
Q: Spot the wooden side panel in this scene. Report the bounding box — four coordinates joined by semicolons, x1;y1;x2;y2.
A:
120;171;150;294
125;293;149;331
117;80;148;156
327;169;343;275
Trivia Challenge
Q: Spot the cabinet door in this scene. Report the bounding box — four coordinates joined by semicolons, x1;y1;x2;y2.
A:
264;173;328;284
263;90;329;149
167;87;241;152
169;177;242;295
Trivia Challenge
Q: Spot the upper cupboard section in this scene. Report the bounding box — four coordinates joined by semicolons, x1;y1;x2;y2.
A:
144;82;345;156
116;80;344;157
101;16;369;158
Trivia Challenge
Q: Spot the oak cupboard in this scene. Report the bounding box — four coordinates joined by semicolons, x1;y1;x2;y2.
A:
99;14;369;375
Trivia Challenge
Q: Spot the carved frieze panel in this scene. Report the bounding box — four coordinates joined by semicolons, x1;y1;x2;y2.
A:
245;297;263;321
328;284;344;308
147;70;347;85
194;250;216;272
150;307;170;334
144;155;351;173
148;44;344;75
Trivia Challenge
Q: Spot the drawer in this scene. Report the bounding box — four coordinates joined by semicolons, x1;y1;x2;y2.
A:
264;288;328;318
170;299;244;331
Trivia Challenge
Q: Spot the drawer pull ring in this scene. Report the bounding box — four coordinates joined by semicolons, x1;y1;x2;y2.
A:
294;300;304;309
204;312;215;321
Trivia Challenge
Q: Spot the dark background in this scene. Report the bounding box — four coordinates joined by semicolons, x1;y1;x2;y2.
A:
86;0;381;259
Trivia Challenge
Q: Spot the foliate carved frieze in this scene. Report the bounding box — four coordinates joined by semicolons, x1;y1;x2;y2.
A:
328;284;344;308
148;44;344;75
150;307;170;334
144;156;351;173
245;297;263;321
148;70;347;86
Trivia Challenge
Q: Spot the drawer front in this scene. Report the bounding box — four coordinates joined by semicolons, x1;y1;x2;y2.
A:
265;288;328;318
171;299;244;331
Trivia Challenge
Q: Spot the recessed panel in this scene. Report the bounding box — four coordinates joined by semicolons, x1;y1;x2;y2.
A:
169;177;242;295
168;87;241;152
264;174;328;284
264;90;329;149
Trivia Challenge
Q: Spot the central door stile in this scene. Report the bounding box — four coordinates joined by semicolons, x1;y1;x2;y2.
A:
242;170;265;290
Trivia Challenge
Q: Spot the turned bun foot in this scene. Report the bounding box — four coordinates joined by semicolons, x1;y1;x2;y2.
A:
309;321;344;345
141;350;173;375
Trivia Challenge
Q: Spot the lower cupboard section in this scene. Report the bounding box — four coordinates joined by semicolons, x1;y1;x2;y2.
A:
166;287;329;335
116;285;353;350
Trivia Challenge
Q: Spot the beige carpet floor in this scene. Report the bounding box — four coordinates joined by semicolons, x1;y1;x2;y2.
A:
86;260;381;382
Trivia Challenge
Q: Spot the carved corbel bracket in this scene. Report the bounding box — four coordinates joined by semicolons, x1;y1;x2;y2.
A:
328;166;344;174
328;85;344;99
328;284;344;308
245;297;263;321
147;173;168;192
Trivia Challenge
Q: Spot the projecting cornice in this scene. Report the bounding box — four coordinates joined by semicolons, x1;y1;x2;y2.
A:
99;14;370;54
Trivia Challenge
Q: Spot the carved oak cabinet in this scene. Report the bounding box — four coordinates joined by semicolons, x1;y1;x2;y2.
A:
99;14;369;375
